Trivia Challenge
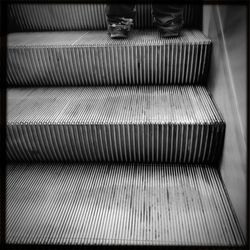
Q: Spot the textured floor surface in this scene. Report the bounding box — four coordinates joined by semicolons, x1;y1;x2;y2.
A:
7;30;211;85
7;86;225;163
8;4;202;31
6;163;244;245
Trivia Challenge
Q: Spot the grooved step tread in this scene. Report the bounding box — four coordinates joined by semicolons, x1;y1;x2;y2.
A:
8;4;202;31
6;163;245;246
8;86;220;124
8;30;209;47
7;86;225;163
7;30;211;86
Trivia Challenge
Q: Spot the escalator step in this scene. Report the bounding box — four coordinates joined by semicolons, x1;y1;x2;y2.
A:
8;4;202;31
6;163;245;246
7;86;225;164
7;30;211;86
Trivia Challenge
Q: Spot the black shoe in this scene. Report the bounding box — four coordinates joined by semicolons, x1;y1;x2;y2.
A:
160;28;180;38
108;18;133;39
157;18;183;38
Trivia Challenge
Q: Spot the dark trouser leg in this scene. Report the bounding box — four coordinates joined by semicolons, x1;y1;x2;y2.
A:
152;4;184;36
105;4;136;23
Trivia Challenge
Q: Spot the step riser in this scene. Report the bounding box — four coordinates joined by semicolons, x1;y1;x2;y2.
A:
7;164;244;245
7;123;225;163
7;37;211;86
9;4;202;31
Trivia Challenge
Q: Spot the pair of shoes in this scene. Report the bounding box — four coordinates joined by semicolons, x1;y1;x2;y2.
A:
107;17;183;39
108;18;133;39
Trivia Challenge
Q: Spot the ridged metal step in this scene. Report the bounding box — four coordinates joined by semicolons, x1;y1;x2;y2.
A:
7;86;225;163
7;30;211;86
6;163;245;246
8;4;202;31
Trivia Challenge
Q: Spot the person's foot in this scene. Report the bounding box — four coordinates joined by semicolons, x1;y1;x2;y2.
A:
160;26;181;38
157;18;184;38
107;18;133;39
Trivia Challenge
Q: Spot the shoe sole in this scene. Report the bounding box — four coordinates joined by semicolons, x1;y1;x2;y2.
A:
110;33;128;39
161;32;179;38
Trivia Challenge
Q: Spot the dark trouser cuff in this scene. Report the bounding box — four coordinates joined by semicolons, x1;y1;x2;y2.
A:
106;4;136;20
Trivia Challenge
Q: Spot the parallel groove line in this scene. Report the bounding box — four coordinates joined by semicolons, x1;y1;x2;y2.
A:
7;86;224;163
6;163;244;246
9;4;201;31
6;3;243;248
7;30;211;86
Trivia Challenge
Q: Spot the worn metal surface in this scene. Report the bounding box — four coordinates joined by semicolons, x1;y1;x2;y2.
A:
8;4;202;31
7;30;211;86
7;86;225;163
6;163;244;245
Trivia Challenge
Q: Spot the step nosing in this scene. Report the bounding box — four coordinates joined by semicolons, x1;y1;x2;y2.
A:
7;30;211;47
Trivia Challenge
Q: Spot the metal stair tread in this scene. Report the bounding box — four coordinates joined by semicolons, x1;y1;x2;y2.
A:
6;163;245;245
8;29;211;47
7;30;211;86
8;4;202;31
6;3;246;248
7;86;225;163
7;86;222;125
